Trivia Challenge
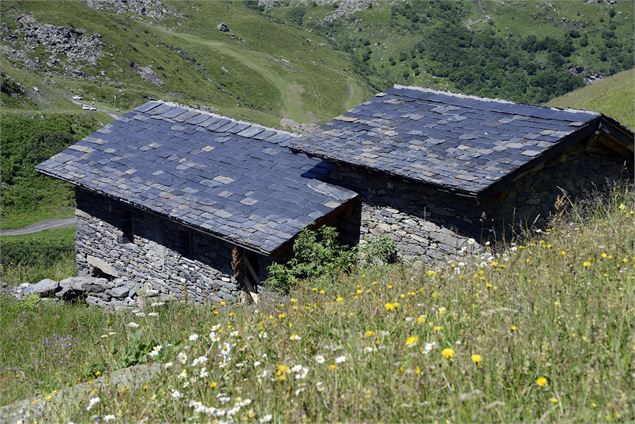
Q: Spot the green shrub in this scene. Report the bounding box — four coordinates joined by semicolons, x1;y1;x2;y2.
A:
264;227;356;294
358;235;398;266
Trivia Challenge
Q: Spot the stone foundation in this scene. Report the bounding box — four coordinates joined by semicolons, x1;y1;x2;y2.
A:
75;189;269;303
323;165;482;261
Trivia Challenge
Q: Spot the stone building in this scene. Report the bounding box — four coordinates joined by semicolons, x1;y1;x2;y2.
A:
37;101;358;303
38;87;633;301
292;86;633;260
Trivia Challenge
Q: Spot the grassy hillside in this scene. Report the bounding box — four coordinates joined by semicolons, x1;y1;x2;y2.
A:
266;0;634;103
1;186;633;420
0;0;371;126
547;68;635;129
0;111;110;229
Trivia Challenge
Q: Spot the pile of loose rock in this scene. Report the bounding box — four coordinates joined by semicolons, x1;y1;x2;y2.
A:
12;276;167;309
16;15;103;66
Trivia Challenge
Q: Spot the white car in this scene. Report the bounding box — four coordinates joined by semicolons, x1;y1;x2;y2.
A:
73;95;83;101
89;106;97;111
82;104;90;110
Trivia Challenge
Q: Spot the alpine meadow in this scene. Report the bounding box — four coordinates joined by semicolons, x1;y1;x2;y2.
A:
0;1;634;423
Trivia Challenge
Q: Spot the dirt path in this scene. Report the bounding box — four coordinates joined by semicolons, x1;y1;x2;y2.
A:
0;218;77;236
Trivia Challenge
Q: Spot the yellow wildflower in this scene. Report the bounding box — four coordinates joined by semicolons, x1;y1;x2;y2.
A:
426;270;437;277
336;296;344;304
433;325;442;332
328;364;337;371
550;397;559;404
384;302;400;311
510;325;518;332
278;312;286;320
209;381;218;389
405;336;419;347
583;261;592;268
276;364;290;376
535;376;548;387
289;334;301;341
471;354;482;366
441;348;456;360
365;330;375;337
416;316;426;324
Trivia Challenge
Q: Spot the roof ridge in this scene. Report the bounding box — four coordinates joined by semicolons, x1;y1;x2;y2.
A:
390;85;600;117
136;100;300;138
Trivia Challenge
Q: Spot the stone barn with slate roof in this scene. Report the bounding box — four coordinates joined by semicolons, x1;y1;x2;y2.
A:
37;101;358;303
291;86;633;261
37;86;633;302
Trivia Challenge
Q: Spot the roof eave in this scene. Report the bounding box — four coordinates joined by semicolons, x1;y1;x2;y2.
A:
35;165;279;257
288;145;479;199
475;117;604;201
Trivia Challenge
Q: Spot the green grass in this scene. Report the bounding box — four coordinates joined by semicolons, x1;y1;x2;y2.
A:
547;69;635;129
0;111;109;229
2;186;633;421
0;227;76;284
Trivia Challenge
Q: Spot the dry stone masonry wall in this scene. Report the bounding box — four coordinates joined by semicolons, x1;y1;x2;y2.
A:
75;189;252;303
323;164;483;261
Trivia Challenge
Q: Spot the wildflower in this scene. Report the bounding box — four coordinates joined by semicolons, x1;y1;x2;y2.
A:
209;381;218;389
426;270;437;277
289;334;301;341
177;352;188;364
278;313;286;320
316;381;326;392
260;414;273;423
151;302;165;307
365;330;375;337
416;316;426;324
148;345;162;358
336;296;344;303
433;325;442;332
200;367;209;378
86;396;100;411
535;376;548;387
45;395;53;401
126;322;139;329
437;307;447;316
328;364;337;370
471;354;482;366
583;261;592;268
384;302;400;311
405;336;419;348
423;342;437;354
135;312;146;317
314;355;325;364
103;415;116;422
510;325;518;332
276;364;290;376
549;397;559;404
192;355;208;366
148;312;159;317
171;389;183;399
164;362;174;369
441;348;456;360
335;355;347;364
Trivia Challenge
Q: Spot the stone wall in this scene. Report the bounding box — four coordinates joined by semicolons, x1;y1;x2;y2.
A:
75;188;269;303
322;165;483;261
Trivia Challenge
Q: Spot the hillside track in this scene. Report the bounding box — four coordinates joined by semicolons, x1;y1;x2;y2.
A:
0;218;76;236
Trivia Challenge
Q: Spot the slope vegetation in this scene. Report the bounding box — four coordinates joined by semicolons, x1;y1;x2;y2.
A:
0;0;371;126
547;68;634;129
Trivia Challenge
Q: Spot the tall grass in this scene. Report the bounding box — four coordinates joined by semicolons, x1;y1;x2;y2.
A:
2;186;633;421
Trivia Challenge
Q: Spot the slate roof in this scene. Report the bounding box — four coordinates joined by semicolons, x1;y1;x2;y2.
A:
37;101;357;255
291;86;632;198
